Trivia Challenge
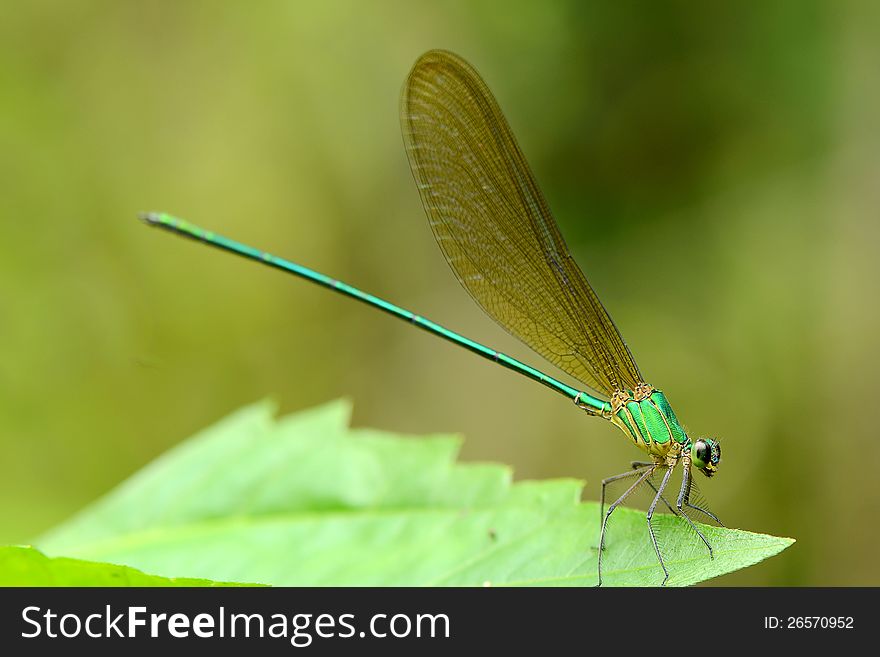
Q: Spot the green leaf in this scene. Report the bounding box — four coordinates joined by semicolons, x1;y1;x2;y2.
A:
33;399;793;586
0;546;252;586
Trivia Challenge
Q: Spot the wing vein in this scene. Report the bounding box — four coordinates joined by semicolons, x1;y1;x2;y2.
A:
400;50;643;396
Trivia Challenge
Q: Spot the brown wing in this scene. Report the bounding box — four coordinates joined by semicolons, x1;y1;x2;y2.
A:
400;50;642;396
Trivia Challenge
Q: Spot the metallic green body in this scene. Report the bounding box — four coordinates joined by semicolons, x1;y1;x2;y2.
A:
611;389;688;457
141;214;698;464
140;212;614;416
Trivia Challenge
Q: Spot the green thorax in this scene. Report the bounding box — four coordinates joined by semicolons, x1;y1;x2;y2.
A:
610;386;688;455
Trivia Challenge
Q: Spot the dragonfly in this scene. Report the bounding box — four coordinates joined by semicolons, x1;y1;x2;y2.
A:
140;49;723;586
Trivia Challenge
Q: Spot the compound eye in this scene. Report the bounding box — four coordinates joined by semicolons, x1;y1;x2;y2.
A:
712;442;721;464
693;440;711;468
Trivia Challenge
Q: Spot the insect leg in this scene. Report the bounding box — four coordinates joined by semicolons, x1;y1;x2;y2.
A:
597;465;655;586
632;460;677;515
647;464;675;586
675;463;715;557
600;465;651;523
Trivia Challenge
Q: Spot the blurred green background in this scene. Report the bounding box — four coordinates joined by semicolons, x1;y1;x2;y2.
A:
2;1;878;586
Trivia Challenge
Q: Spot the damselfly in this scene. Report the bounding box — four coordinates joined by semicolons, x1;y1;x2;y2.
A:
141;50;723;586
